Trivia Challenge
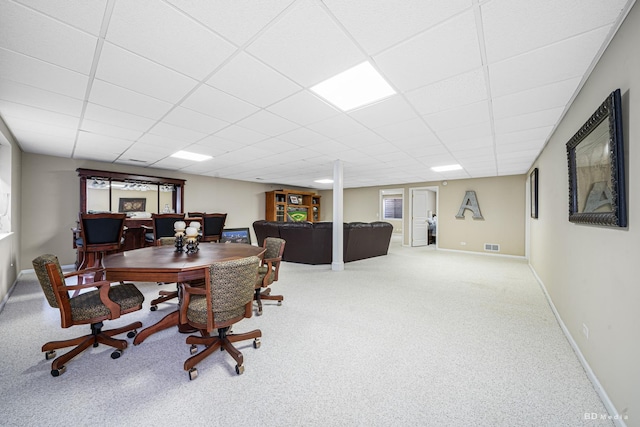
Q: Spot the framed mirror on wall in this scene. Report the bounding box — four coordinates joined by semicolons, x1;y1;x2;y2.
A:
78;169;186;215
566;89;627;227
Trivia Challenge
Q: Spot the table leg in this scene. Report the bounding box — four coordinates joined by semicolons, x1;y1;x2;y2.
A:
133;310;179;345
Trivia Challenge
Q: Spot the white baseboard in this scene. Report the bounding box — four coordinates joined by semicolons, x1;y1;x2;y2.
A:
528;263;628;427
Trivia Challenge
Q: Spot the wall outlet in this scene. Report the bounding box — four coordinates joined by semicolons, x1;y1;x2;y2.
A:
582;323;589;339
460;241;467;246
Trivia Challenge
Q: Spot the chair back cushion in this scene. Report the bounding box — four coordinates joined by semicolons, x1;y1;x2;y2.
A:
153;213;185;239
203;213;227;238
81;214;126;245
32;254;65;308
264;237;285;259
187;256;259;325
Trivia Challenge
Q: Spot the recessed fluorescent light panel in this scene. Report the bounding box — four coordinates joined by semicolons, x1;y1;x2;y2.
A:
170;151;212;162
431;164;463;172
310;62;396;111
314;179;334;184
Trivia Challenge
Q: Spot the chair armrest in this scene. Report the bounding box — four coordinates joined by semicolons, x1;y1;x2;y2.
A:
178;281;207;325
45;264;121;318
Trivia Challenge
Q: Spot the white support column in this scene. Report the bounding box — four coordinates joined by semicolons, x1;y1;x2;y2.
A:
332;160;344;271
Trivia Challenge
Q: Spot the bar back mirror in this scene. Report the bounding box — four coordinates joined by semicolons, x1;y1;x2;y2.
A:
78;169;185;215
566;89;626;227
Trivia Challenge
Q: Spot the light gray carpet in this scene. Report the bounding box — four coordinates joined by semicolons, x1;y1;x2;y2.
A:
0;241;613;427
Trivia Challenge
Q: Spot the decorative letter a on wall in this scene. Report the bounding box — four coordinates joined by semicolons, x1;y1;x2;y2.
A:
455;191;484;219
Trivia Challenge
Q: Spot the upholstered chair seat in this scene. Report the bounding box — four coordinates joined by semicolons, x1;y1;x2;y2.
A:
32;254;144;377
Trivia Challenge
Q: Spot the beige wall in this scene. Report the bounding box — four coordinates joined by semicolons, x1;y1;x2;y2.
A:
19;153;283;270
529;3;639;422
0;117;21;305
321;174;526;257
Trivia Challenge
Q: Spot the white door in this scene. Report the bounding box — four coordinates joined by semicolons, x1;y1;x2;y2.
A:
412;190;428;246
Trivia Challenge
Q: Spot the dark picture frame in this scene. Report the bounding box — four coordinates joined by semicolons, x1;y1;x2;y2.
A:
118;197;146;212
530;168;539;219
566;89;626;227
288;195;300;204
220;227;251;244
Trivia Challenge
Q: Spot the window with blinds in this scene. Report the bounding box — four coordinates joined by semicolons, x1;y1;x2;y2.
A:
383;198;402;219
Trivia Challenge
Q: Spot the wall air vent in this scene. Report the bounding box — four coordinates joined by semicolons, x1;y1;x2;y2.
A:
484;243;500;252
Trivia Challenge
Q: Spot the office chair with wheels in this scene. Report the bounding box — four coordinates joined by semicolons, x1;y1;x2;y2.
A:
180;256;261;380
32;254;144;377
254;237;285;315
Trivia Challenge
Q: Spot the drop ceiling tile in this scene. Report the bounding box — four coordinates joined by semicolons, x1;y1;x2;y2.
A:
335;130;387;149
150;156;194;170
0;1;97;74
489;27;610;98
146;121;208;144
375;10;482;92
451;145;495;160
107;0;236;80
167;0;294;46
76;131;133;153
207;52;300;107
438;121;492;144
121;142;175;162
183;84;259;123
89;80;173;120
235;110;298;137
405;68;487;116
277;127;328;146
196;134;237;150
3;115;77;139
309;140;351;156
495;126;553;146
96;43;197;103
494;107;564;135
268;90;339;126
11;128;74;157
0;100;79;129
482;0;629;63
83;102;157;132
423;101;491;133
0;48;88;99
0;78;83;117
252;138;299;154
247;0;365;86
136;132;192;150
349;95;418;129
162;107;229;135
79;119;144;141
492;78;580;119
373;117;436;142
214;124;269;144
307;114;368;139
496;139;545;154
13;0;107;36
324;0;471;54
446;136;494;152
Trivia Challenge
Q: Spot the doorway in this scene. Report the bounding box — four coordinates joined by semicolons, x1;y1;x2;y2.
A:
410;186;438;247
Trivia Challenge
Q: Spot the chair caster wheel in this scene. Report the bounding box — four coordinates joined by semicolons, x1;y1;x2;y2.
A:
45;350;56;360
111;350;122;359
256;309;263;316
235;364;244;375
51;366;66;377
253;338;261;349
127;330;137;339
190;344;198;355
188;368;198;380
150;305;158;311
93;342;99;348
277;301;282;306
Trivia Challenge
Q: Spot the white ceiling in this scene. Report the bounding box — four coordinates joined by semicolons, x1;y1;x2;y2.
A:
0;0;634;189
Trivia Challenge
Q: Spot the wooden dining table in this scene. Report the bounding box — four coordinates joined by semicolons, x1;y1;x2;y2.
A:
103;243;266;345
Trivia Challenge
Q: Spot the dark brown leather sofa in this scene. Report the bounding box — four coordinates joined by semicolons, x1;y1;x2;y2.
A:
253;220;393;265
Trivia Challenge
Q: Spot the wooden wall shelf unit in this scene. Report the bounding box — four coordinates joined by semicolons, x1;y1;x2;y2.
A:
265;189;321;222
